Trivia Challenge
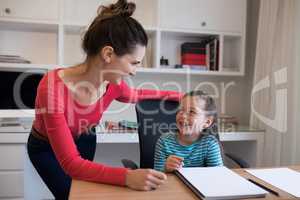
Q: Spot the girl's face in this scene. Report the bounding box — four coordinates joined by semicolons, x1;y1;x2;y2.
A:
176;96;213;143
102;45;145;83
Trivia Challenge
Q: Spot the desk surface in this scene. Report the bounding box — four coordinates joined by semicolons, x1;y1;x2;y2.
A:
69;166;300;200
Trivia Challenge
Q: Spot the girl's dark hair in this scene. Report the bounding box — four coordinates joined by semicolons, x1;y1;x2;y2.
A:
82;0;148;57
184;90;225;162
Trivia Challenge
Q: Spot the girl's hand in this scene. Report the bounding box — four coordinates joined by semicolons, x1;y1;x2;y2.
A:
125;169;167;191
165;155;184;172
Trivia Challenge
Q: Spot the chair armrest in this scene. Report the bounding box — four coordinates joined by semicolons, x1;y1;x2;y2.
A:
224;153;250;168
121;159;139;169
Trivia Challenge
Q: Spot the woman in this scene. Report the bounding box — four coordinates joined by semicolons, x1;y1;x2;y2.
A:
27;0;182;199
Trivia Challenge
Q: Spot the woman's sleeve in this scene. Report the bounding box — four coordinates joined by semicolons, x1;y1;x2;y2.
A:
205;137;224;167
37;86;128;186
154;137;168;172
116;81;183;103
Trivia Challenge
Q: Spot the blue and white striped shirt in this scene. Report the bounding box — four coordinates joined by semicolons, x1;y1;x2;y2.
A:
154;132;223;172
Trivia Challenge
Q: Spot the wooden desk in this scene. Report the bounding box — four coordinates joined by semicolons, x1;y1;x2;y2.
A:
69;166;300;200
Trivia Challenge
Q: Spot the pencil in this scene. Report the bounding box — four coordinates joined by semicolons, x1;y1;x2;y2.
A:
247;178;279;196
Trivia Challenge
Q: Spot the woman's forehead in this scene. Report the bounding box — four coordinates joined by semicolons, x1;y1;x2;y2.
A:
127;45;145;60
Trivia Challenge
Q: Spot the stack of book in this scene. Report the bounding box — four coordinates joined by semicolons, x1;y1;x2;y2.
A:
103;120;138;133
181;42;207;67
180;37;219;71
218;114;239;132
0;55;31;64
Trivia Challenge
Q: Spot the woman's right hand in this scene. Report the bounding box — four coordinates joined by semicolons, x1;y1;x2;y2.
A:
125;169;167;191
165;155;184;172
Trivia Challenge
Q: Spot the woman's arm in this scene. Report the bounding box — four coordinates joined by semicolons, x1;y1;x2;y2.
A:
37;87;128;186
116;80;183;103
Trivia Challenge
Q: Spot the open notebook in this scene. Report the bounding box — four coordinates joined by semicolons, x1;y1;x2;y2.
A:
175;167;268;200
246;168;300;197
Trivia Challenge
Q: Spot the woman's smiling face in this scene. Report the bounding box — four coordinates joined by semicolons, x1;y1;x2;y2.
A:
102;44;145;83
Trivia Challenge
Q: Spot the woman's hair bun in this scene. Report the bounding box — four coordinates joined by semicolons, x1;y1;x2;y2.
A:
98;0;136;19
83;0;147;57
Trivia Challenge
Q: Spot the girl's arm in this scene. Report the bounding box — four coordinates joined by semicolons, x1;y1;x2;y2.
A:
154;137;168;172
116;80;183;103
205;137;224;167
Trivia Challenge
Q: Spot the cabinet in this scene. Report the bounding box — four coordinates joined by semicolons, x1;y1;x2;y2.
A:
0;144;25;198
0;0;247;76
0;0;59;21
63;0;107;25
159;0;246;33
63;0;158;28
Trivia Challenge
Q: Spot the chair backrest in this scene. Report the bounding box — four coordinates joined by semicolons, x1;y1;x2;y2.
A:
135;99;179;169
135;99;249;169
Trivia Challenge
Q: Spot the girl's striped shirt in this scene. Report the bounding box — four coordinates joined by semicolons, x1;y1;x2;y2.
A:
154;132;223;172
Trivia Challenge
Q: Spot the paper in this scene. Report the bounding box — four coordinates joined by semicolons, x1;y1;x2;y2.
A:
246;168;300;197
177;166;267;200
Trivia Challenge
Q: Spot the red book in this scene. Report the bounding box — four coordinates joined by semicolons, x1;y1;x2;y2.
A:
182;53;206;60
182;60;206;65
182;53;206;65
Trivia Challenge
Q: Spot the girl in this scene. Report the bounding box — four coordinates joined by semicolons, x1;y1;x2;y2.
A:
154;90;223;172
27;0;182;199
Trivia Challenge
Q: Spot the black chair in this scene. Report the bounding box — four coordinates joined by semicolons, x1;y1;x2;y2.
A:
122;99;249;169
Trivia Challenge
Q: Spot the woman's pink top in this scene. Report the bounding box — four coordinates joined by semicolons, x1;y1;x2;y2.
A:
33;68;183;186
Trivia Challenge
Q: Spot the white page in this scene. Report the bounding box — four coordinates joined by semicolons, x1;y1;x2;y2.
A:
246;168;300;197
178;166;267;200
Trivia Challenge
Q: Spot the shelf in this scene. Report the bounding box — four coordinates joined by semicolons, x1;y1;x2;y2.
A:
160;31;218;68
63;23;86;35
223;35;243;71
0;18;58;33
63;22;157;35
0;63;243;76
159;29;244;75
0;0;246;77
160;28;242;37
0;63;56;72
136;67;243;76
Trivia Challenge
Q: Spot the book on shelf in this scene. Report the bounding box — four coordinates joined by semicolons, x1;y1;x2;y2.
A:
0;55;31;64
218;114;239;132
181;42;207;66
218;114;239;125
180;37;219;71
181;64;208;71
206;38;219;71
172;64;208;71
